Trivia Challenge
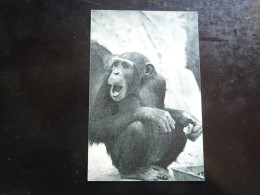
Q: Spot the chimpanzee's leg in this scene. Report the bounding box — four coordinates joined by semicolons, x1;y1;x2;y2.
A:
109;121;171;180
153;123;187;168
111;121;148;174
108;120;187;180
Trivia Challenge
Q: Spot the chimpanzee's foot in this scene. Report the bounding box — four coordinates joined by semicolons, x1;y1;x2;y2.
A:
121;165;170;181
150;165;169;176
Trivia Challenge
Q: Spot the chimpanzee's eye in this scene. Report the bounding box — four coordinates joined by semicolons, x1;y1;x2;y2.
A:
122;62;129;68
113;61;119;67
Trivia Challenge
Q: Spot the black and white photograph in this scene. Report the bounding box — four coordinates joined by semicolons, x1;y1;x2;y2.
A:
88;10;204;181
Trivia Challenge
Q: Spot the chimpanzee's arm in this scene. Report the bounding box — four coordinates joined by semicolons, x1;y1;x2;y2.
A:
89;109;139;143
89;106;177;143
88;82;136;143
89;82;143;143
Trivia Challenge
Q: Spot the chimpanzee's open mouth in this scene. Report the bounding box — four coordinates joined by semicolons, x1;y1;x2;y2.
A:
111;85;123;96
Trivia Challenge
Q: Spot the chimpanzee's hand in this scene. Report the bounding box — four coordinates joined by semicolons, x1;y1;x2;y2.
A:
134;107;175;133
178;111;202;141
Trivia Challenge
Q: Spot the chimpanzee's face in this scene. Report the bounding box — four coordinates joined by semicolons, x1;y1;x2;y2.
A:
108;58;136;102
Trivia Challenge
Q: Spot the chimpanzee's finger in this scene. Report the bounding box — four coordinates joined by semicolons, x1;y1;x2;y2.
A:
184;112;201;126
166;115;175;131
188;126;203;141
162;111;174;132
165;120;171;132
191;124;202;135
158;121;168;133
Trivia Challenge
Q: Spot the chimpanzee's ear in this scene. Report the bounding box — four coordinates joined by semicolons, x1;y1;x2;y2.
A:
144;62;155;78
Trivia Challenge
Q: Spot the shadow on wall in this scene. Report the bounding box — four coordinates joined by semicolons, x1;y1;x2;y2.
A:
89;41;113;108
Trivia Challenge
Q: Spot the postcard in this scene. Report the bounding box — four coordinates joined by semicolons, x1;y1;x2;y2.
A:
88;10;204;181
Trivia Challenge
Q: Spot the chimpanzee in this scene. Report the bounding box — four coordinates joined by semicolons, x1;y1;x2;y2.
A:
89;52;202;180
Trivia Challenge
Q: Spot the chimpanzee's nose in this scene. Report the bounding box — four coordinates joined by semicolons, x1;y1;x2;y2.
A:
113;70;119;75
